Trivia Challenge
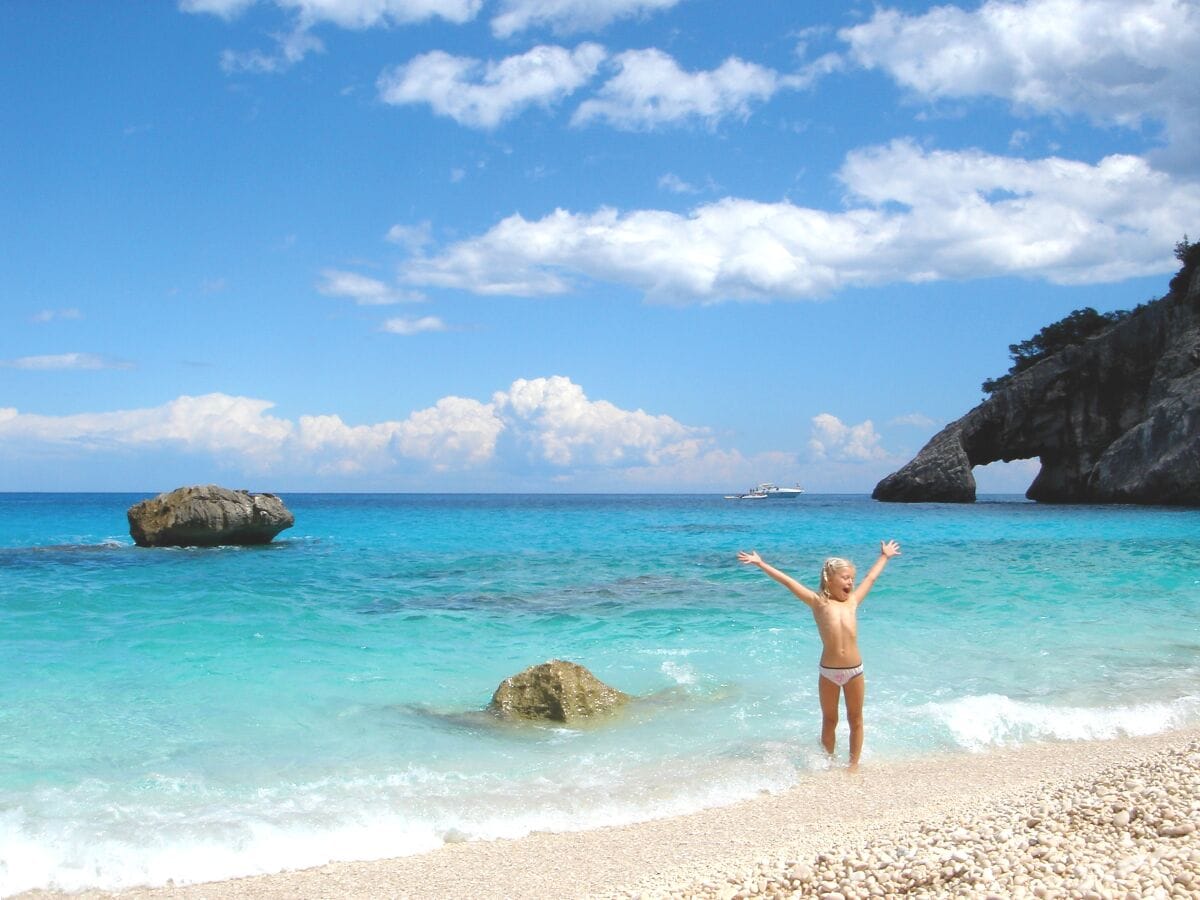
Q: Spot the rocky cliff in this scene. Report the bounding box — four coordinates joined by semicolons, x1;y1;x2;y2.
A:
873;266;1200;505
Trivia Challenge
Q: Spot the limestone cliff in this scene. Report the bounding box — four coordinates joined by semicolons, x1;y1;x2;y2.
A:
873;266;1200;505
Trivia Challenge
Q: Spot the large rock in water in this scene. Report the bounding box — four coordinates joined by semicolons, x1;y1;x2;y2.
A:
490;660;630;724
128;485;295;547
874;266;1200;504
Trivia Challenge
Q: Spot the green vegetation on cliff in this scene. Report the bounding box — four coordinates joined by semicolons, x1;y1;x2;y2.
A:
982;236;1197;395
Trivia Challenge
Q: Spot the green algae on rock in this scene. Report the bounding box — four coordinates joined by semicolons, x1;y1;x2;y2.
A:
490;659;630;724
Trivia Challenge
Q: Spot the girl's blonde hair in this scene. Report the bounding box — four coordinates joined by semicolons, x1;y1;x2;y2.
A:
819;557;855;597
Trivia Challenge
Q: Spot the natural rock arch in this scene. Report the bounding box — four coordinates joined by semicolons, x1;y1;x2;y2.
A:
874;268;1200;505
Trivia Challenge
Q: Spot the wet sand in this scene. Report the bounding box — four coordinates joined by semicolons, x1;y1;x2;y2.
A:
21;727;1200;899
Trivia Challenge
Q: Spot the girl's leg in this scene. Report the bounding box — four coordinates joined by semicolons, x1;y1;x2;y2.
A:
818;674;841;756
843;674;866;771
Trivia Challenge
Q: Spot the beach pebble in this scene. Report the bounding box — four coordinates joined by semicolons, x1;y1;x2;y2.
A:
1158;822;1195;837
787;864;812;884
656;738;1200;900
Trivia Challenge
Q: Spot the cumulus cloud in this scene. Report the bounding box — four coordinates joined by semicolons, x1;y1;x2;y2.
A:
1;353;133;371
380;315;447;334
0;392;496;474
493;375;708;466
403;141;1200;302
572;49;794;130
0;377;717;481
490;0;681;37
0;394;289;463
390;396;504;468
377;44;606;129
808;413;888;462
841;0;1200;168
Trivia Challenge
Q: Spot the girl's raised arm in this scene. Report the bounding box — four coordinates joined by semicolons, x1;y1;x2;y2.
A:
737;550;821;607
850;539;901;604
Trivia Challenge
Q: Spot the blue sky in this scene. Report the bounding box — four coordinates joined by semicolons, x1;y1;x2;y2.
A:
2;0;1198;493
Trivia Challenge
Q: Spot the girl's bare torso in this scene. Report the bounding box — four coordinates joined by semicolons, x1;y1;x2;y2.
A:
811;597;860;666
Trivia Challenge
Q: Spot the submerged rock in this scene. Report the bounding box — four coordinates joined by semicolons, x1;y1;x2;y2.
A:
127;485;294;547
490;659;630;724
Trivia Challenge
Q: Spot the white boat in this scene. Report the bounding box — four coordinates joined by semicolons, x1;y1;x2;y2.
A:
755;482;804;499
724;483;803;500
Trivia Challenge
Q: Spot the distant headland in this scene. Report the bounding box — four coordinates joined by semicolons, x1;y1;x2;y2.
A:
874;238;1200;505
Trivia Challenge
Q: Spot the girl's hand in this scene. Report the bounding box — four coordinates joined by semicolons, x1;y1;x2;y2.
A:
880;539;901;558
737;550;763;565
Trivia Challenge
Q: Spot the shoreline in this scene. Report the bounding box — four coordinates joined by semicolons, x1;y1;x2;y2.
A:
22;726;1200;900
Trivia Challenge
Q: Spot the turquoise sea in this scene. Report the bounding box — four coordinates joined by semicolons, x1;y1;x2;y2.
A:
2;492;1199;894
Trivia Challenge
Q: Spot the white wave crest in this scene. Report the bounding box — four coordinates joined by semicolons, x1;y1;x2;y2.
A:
926;693;1200;751
660;659;696;685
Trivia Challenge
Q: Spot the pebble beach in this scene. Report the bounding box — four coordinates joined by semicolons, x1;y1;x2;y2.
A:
663;734;1200;900
22;727;1199;900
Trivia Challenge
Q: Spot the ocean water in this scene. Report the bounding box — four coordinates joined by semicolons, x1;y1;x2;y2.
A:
2;492;1199;894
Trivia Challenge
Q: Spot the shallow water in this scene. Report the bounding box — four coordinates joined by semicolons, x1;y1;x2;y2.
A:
2;493;1198;893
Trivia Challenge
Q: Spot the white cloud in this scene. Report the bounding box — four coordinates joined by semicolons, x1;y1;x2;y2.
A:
493;375;708;466
973;457;1043;493
186;0;667;37
284;0;481;28
841;0;1200;167
385;221;433;252
381;315;447;334
808;413;888;462
377;44;606;129
0;392;497;474
317;269;420;305
187;0;484;74
182;0;482;27
293;396;501;472
179;0;257;17
490;0;681;37
2;353;132;371
0;378;718;481
658;173;699;194
0;394;290;464
220;26;325;73
403;141;1200;302
390;396;502;468
572;49;791;130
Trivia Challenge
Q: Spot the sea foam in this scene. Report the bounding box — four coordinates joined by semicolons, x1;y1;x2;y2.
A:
927;693;1200;751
